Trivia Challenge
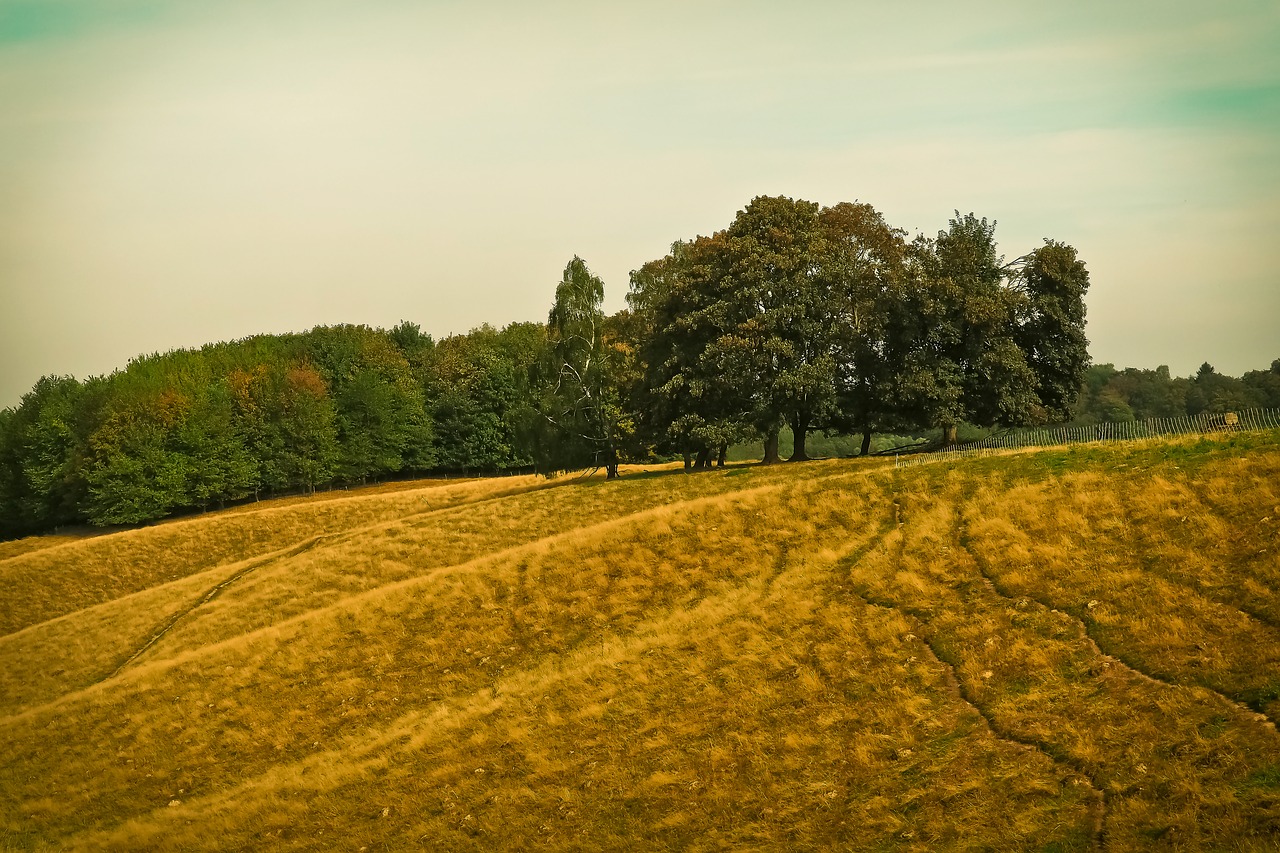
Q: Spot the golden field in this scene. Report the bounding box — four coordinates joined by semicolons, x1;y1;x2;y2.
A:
1;432;1279;851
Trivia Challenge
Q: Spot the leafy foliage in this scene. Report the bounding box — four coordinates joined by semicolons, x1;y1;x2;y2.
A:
422;323;541;473
1071;360;1277;425
4;326;439;535
627;200;1094;455
538;257;631;478
7;192;1268;538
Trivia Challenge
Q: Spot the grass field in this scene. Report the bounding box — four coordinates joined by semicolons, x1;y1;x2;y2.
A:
2;432;1279;850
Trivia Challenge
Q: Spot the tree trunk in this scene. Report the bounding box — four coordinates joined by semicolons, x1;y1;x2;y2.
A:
605;447;619;479
861;428;873;456
942;423;958;446
762;429;781;465
683;450;692;472
716;442;727;468
789;412;810;462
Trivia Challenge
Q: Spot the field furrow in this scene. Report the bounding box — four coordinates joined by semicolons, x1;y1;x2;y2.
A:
847;474;1280;849
961;463;1280;723
62;516;1094;852
0;477;559;636
121;476;799;666
4;433;1280;850
0;475;839;841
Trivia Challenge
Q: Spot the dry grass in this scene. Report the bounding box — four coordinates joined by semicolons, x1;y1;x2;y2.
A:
0;475;552;635
2;435;1280;850
0;533;97;563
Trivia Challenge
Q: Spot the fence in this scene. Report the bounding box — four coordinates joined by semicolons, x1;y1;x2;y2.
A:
894;407;1280;468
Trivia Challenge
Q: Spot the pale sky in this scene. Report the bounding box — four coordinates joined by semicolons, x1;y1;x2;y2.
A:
2;1;1278;408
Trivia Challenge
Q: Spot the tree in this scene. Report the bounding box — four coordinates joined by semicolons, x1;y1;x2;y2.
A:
895;213;1039;444
388;320;434;359
0;408;18;537
719;196;832;462
0;376;92;533
1072;364;1185;423
422;325;542;473
302;325;433;482
1185;362;1260;415
888;233;969;445
541;257;630;478
1096;392;1136;423
1013;240;1091;421
227;362;338;495
818;201;909;455
174;382;257;510
1242;359;1280;408
629;200;1094;458
629;235;749;469
84;389;191;526
600;308;652;464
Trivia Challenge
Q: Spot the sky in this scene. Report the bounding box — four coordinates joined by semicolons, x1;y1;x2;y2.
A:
2;0;1277;408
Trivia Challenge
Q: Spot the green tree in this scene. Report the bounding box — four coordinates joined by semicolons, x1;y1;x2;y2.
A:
1242;359;1280;408
630;199;1094;458
1185;362;1260;415
0;376;92;533
175;382;257;510
1014;240;1091;421
0;408;18;537
1077;365;1185;422
1096;392;1137;423
888;234;968;445
541;257;630;478
84;390;191;525
302;325;433;482
388;320;434;360
422;324;542;473
275;366;342;491
629;236;748;468
818;201;909;455
719;195;832;462
897;214;1038;444
228;362;340;495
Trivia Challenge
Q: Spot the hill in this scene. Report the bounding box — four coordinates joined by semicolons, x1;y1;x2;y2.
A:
2;431;1279;850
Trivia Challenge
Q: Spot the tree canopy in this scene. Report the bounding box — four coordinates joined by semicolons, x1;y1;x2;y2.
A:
625;198;1094;461
16;192;1270;540
537;257;631;479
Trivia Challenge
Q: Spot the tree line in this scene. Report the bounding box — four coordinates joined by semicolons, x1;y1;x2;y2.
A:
0;319;569;536
7;193;1263;539
609;197;1091;469
1071;360;1280;425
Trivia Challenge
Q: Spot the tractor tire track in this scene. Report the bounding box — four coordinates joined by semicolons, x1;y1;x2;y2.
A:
838;519;1109;850
1113;479;1280;634
10;484;792;721
956;521;1280;734
104;533;343;681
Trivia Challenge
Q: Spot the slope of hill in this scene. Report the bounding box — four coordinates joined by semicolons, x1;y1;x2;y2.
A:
2;432;1279;850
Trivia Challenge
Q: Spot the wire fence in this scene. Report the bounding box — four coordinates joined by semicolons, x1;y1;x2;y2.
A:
894;407;1280;468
